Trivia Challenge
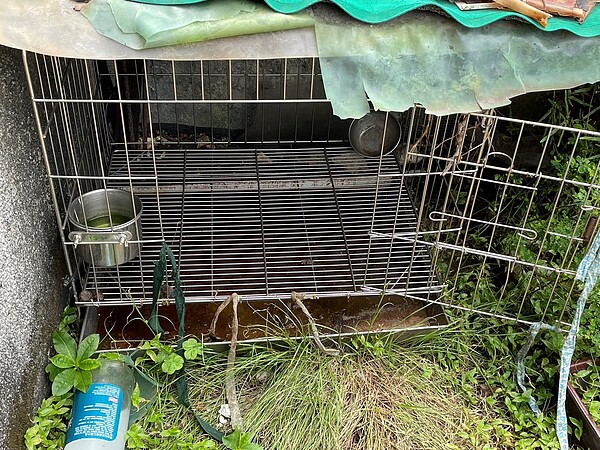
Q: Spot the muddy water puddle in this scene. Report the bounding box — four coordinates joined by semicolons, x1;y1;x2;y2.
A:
95;295;444;350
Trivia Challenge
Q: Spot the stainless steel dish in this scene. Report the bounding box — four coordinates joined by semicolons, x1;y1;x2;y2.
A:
349;111;402;158
67;189;143;267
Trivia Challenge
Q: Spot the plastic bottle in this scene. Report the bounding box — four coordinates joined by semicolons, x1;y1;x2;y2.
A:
64;359;135;450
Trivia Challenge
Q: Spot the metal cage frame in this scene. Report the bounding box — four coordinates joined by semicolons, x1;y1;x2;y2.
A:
23;51;600;337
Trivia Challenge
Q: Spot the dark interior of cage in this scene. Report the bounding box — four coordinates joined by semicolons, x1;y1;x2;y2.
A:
71;60;454;348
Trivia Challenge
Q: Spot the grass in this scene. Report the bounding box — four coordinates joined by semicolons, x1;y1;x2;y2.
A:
130;327;523;450
27;306;571;450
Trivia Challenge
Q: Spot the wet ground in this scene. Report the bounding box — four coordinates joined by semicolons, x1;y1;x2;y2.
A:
96;294;446;350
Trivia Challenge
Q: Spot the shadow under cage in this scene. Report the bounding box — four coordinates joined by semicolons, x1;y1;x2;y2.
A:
24;52;600;348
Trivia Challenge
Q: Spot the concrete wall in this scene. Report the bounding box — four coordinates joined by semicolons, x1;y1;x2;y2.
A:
0;45;67;450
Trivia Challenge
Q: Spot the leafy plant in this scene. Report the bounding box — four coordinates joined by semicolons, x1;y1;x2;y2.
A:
137;334;184;375
24;394;73;450
222;429;262;450
125;423;154;449
45;330;101;396
25;307;90;450
183;337;204;361
350;334;386;357
571;360;600;425
126;422;218;449
57;306;78;333
579;285;600;355
569;416;584;442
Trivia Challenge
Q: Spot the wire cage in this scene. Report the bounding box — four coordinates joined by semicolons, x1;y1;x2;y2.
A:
23;52;600;345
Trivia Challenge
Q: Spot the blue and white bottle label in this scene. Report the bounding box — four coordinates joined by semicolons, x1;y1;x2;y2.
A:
66;383;124;443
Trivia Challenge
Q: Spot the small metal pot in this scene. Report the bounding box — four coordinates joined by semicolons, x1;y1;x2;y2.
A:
349;111;402;158
67;189;143;267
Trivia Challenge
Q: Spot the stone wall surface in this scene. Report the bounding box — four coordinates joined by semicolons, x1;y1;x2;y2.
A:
0;45;66;450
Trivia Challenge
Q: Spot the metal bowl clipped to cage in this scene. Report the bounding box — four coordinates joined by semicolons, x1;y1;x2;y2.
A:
349;111;402;158
67;189;143;268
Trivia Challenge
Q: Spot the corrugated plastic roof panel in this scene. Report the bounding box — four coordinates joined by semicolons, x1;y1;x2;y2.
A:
264;0;600;36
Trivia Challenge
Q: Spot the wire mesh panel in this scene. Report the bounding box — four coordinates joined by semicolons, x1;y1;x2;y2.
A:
24;51;600;333
96;145;433;304
394;108;600;328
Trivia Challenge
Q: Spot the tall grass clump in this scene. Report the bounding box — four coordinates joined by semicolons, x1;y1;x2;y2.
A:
179;333;510;450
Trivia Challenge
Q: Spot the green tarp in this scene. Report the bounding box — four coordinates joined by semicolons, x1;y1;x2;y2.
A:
81;0;600;117
81;0;314;50
312;5;600;117
264;0;600;35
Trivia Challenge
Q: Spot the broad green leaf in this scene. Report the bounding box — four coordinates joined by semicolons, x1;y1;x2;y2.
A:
574;369;592;378
53;406;70;416
183;338;203;360
160;427;181;437
24;425;40;439
77;358;101;371
222;429;241;449
61;308;78;326
25;432;42;450
37;406;55;417
223;429;263;450
161;353;184;375
73;370;93;393
139;340;152;351
53;330;77;361
146;349;158;363
38;418;54;428
154;350;167;365
52;368;76;396
131;383;142;410
50;354;75;369
77;334;100;362
45;362;62;381
101;352;125;362
239;432;251;446
63;306;78;316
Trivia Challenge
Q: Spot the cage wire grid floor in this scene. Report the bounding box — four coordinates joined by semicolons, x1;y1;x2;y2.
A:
80;145;438;306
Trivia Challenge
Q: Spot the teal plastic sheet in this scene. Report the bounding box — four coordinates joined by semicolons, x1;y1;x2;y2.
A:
81;0;314;50
265;0;600;36
314;6;600;118
128;0;207;3
129;0;206;3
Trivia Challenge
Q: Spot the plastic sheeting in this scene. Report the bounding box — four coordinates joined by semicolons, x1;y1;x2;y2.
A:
129;0;206;3
3;0;600;118
81;0;314;50
124;0;600;36
313;5;600;118
0;0;318;60
264;0;600;36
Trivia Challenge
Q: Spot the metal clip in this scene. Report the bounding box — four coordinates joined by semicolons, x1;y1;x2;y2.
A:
483;151;514;166
118;234;129;248
68;231;133;246
71;233;82;249
581;204;600;212
429;211;537;240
